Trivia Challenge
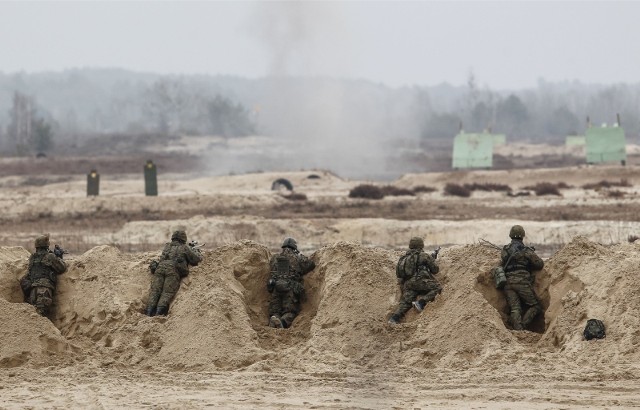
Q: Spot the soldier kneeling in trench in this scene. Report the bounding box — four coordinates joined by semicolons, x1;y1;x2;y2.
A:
388;237;441;324
20;234;67;317
500;225;544;331
266;237;315;329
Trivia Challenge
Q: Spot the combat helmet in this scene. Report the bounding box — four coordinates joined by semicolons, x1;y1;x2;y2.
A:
509;225;526;239
171;230;187;243
34;234;50;249
409;237;424;250
281;237;298;251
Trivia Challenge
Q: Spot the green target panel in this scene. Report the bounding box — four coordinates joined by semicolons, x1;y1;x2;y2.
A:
585;127;626;164
452;133;494;169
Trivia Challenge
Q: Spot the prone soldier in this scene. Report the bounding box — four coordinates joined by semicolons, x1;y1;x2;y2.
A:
145;230;202;316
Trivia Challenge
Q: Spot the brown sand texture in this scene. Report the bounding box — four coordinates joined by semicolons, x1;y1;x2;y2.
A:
1;236;639;378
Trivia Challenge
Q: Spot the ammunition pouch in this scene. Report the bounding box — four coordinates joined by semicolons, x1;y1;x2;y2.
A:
175;258;189;278
505;265;527;274
20;274;32;301
291;280;306;302
415;269;434;280
292;281;305;297
267;278;276;293
31;278;55;290
274;279;290;293
492;266;507;289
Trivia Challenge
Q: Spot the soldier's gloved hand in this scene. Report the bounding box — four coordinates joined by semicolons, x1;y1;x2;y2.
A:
149;260;159;274
53;244;65;259
267;278;276;293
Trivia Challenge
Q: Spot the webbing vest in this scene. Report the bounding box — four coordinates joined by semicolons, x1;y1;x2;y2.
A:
28;251;54;285
159;242;188;276
271;250;302;280
504;241;528;273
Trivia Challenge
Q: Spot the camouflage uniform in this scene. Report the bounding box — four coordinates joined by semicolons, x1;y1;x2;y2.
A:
501;228;544;331
146;231;202;316
267;240;315;328
390;244;440;323
22;236;67;316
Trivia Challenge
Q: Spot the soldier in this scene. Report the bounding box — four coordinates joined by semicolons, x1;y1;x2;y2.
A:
21;234;67;317
145;230;202;316
501;225;544;331
388;237;441;324
267;237;315;328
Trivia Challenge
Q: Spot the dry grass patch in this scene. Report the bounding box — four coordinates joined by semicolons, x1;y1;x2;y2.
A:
281;192;308;201
444;183;471;198
463;182;512;192
349;184;384;200
604;190;626;199
522;182;568;196
582;179;632;190
380;186;415;197
412;185;437;194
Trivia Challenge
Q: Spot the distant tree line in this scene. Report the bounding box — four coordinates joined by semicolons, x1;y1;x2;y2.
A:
421;74;640;143
0;69;638;156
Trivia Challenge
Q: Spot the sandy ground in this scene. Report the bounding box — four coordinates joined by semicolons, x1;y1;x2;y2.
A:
2;157;640;408
2;367;639;409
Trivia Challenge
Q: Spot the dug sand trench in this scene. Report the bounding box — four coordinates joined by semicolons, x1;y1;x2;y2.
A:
0;236;639;376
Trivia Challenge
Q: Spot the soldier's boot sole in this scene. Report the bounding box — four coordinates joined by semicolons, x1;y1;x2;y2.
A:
269;315;284;328
388;314;401;325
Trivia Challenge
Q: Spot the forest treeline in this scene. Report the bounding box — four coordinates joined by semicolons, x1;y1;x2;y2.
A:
0;68;638;154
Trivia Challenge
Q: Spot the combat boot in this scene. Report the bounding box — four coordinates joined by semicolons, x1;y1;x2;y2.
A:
145;307;156;317
412;300;425;312
510;310;523;331
522;305;540;328
269;315;284;328
156;306;168;316
388;314;401;325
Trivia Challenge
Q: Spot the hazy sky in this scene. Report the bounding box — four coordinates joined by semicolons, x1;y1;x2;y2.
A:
1;1;638;89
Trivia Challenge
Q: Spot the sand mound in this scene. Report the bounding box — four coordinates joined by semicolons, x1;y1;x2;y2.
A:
50;242;271;370
0;246;69;368
0;246;30;303
0;298;69;368
540;236;640;360
1;237;639;373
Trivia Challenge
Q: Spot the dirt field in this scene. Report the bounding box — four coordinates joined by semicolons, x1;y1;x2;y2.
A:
1;152;640;408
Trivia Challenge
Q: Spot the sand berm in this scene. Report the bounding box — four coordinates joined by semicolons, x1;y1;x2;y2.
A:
1;237;639;378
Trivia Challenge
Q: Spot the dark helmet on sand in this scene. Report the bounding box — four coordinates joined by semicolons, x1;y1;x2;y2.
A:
509;225;525;239
171;230;187;243
34;234;50;249
409;237;424;250
281;237;298;250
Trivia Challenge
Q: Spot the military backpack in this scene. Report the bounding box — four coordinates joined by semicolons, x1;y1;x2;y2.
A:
396;250;421;281
583;319;606;340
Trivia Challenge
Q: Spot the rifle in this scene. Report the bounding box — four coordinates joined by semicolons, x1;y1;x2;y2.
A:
52;244;68;259
479;238;502;250
479;238;535;252
189;240;205;251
